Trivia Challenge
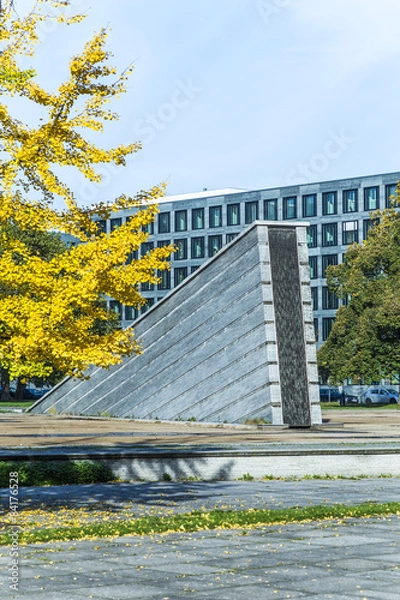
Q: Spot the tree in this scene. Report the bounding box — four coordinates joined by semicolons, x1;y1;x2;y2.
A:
317;195;400;384
0;1;174;383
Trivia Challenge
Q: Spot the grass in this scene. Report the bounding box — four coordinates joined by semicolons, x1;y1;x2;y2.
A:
0;401;35;409
322;401;400;410
0;501;399;546
0;460;117;488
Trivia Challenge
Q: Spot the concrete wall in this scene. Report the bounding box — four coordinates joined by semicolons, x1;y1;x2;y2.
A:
30;222;321;426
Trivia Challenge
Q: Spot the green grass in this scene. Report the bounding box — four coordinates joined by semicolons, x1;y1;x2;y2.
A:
1;501;398;546
322;401;400;409
0;460;117;488
0;401;35;408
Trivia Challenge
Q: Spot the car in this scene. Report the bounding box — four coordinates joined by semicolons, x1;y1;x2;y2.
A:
359;387;398;406
319;386;342;402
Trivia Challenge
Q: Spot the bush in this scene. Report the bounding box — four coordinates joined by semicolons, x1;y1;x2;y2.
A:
0;460;116;487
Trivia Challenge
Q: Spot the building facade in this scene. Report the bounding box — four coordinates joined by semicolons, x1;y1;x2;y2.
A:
93;172;400;345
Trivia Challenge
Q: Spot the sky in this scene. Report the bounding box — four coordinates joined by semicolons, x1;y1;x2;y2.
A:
12;0;400;205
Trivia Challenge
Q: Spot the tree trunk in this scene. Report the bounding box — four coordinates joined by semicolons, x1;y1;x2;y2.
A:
14;379;25;401
0;370;13;402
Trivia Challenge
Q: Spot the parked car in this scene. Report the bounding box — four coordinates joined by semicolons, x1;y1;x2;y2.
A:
359;387;398;405
319;386;342;402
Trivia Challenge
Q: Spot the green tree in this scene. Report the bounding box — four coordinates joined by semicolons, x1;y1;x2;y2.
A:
317;195;400;384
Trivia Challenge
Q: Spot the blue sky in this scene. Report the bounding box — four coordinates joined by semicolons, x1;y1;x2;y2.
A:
15;0;400;204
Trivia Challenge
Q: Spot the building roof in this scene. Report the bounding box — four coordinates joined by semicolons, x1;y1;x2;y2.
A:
157;188;246;203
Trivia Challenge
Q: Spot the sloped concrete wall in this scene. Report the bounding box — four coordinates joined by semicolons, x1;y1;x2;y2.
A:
30;222;321;425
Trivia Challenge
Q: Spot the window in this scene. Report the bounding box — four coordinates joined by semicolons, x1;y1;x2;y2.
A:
322;286;339;310
125;305;139;321
110;218;122;231
302;194;317;217
174;239;187;260
141;298;154;315
309;256;318;280
322;254;338;277
141;281;154;292
342;221;358;245
363;218;378;240
307;225;317;248
208;235;222;257
283;196;296;219
322;223;337;246
227;203;240;226
175;210;187;232
125;250;138;264
322;317;335;341
192;208;204;230
95;220;107;234
158;212;170;234
143;221;154;235
157;239;170;248
311;287;318;311
209;206;222;228
245;201;258;224
109;300;122;319
313;318;319;342
191;265;200;273
385;184;397;208
264;199;277;221
343;189;358;213
141;242;154;256
174;267;187;286
322;192;337;216
364;187;379;211
226;232;239;243
191;237;205;259
157;269;171;290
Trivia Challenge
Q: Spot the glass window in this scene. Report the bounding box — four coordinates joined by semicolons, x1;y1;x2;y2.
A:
303;194;317;217
157;239;170;248
174;267;187;286
141;242;154;256
322;317;335;341
322;286;339;310
322;223;337;247
311;287;318;311
209;206;222;228
322;192;337;216
226;232;239;243
141;297;155;315
191;265;200;273
175;210;187;232
307;225;317;248
343;189;358;213
191;237;205;259
141;281;154;292
125;305;139;321
192;208;204;230
95;220;107;235
322;254;338;277
342;221;358;245
125;250;138;264
309;256;318;280
158;212;170;234
110;218;122;231
157;269;171;290
363;218;378;240
264;199;277;221
208;235;222;257
313;318;319;342
283;196;296;219
385;184;397;208
109;300;122;319
364;187;379;211
174;239;187;260
245;201;259;224
227;203;240;226
143;221;154;235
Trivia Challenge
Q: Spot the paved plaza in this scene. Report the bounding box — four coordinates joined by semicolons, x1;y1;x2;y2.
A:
0;478;399;599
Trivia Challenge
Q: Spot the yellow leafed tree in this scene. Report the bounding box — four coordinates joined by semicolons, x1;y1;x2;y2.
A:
0;0;174;384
